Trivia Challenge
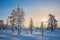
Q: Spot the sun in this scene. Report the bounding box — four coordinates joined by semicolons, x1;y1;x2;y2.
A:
41;17;48;22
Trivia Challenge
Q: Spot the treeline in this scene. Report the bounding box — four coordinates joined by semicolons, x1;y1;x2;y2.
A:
0;14;60;35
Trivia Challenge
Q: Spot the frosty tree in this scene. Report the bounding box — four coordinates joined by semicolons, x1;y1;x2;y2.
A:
48;14;57;31
16;5;24;35
29;18;33;34
36;25;39;32
9;9;17;33
41;21;44;40
9;5;25;35
0;20;4;30
6;17;9;31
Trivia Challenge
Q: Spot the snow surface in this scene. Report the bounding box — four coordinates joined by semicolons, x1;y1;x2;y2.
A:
0;30;60;40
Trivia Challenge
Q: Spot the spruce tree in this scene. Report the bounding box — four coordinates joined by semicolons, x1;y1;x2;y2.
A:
48;14;57;31
29;18;33;34
41;21;44;40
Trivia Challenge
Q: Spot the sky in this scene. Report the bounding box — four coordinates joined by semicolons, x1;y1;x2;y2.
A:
0;0;60;27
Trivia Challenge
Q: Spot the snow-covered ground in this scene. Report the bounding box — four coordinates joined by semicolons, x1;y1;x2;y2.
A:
0;30;60;40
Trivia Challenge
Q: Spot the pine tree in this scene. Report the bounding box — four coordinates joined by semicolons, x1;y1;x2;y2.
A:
29;18;33;34
48;14;57;31
6;18;8;31
41;21;44;40
9;9;17;33
36;25;38;32
41;21;43;36
16;5;25;35
0;20;4;30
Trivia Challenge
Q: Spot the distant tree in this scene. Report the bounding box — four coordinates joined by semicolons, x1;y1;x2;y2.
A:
29;18;33;34
41;21;44;40
36;25;39;32
0;20;4;30
6;17;9;31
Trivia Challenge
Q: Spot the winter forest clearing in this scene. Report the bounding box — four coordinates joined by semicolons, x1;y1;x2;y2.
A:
0;0;60;40
0;30;60;40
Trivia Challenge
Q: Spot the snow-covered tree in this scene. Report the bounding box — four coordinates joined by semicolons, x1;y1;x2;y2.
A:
41;21;44;40
9;5;25;34
6;17;9;31
16;6;24;35
36;25;39;32
29;18;33;34
48;14;57;31
9;9;17;33
0;20;4;30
